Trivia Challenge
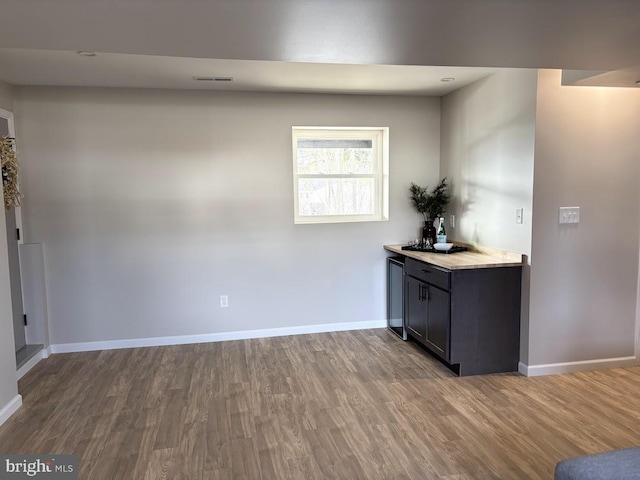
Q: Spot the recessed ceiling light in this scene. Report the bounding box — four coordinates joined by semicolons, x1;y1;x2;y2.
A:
76;51;97;57
440;77;456;83
193;76;234;82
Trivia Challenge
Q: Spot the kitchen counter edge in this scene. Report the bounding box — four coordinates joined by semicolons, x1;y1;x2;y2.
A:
383;244;524;270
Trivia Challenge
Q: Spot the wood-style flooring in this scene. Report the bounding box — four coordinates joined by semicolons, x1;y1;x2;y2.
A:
1;329;640;479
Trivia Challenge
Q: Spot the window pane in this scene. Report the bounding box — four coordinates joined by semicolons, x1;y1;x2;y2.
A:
298;177;375;216
297;139;372;149
296;138;374;175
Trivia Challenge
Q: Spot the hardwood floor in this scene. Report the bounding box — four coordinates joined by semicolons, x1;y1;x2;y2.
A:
1;329;640;479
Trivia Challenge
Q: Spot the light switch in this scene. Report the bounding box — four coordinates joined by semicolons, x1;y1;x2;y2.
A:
516;208;523;224
559;207;580;224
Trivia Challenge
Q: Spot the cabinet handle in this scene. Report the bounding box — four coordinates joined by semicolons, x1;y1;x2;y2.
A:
426;285;431;301
421;269;432;274
419;284;428;302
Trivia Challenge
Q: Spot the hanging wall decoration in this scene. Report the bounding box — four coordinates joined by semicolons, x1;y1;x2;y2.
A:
1;135;22;210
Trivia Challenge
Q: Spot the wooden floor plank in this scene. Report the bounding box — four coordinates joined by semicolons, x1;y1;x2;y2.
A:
2;329;640;479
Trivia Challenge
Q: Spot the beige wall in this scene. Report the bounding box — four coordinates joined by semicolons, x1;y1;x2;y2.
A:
14;87;441;345
0;82;20;423
440;69;538;363
529;70;640;366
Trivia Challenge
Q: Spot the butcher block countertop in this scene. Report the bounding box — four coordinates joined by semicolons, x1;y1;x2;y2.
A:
384;244;524;270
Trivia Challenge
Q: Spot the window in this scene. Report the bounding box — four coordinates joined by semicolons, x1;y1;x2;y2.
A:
292;126;389;224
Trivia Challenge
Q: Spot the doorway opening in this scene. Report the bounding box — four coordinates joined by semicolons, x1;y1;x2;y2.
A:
0;109;43;371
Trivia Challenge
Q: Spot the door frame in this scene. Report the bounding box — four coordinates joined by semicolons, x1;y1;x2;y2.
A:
0;108;26;352
0;108;22;246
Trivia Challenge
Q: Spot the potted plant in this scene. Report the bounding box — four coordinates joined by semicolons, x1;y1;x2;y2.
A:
409;178;450;247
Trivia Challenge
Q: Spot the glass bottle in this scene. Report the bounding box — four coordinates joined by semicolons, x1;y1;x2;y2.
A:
422;219;436;249
436;217;447;244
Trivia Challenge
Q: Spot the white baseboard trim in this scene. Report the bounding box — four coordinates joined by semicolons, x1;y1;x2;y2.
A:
17;348;49;380
519;355;638;377
0;395;22;427
49;320;387;354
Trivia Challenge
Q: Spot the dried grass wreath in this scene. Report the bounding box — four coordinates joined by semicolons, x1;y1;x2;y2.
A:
1;136;22;210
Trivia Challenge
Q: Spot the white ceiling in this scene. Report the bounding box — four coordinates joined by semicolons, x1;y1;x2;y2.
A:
565;65;640;88
0;0;638;93
0;48;498;95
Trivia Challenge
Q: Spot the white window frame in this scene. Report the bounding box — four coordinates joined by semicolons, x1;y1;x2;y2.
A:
292;126;389;224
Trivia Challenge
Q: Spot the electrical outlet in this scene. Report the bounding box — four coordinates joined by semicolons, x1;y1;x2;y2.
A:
516;208;523;224
449;214;455;228
559;207;580;224
220;295;228;308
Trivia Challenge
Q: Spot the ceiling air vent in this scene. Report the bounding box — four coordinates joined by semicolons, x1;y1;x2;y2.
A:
192;76;234;82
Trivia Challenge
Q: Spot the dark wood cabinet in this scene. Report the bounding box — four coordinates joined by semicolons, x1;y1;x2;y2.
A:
405;275;426;340
425;284;449;360
402;256;521;376
405;273;451;361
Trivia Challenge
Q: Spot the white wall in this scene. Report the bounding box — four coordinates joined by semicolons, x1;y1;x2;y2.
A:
14;87;441;346
0;81;21;425
0;80;13;112
440;69;538;363
440;69;537;253
528;70;640;367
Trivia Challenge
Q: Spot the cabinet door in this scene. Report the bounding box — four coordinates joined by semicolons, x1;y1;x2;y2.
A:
405;275;427;340
425;285;450;360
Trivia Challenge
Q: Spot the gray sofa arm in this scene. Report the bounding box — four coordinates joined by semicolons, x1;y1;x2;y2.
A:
555;447;640;480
